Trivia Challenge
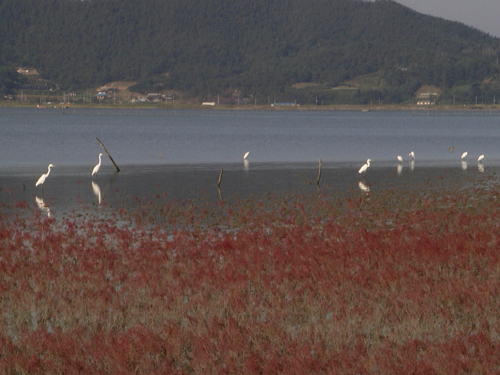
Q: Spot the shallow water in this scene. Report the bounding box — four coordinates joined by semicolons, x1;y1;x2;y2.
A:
1;161;497;219
1;108;500;217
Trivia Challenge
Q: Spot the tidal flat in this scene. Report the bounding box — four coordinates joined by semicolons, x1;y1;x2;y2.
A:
1;164;500;373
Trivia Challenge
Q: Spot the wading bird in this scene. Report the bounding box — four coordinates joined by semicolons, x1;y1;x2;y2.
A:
461;151;468;160
92;153;103;177
478;154;485;163
397;155;403;163
35;164;54;191
243;151;250;160
409;151;415;160
358;159;371;174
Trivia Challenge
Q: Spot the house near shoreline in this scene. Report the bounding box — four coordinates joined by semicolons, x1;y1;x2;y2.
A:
16;67;39;75
415;85;442;105
96;92;108;100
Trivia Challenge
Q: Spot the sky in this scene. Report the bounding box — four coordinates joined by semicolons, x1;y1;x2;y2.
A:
395;0;500;38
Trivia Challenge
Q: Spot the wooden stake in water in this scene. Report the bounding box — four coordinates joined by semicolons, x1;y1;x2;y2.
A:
96;137;120;172
217;169;223;188
316;158;322;186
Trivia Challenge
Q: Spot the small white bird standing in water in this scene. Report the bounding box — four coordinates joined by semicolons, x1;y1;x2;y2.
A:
243;151;250;160
92;153;103;177
358;159;371;174
409;151;415;160
397;155;403;163
478;154;484;163
461;151;468;160
36;164;54;191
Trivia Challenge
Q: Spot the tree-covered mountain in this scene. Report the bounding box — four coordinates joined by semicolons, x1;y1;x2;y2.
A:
1;0;500;104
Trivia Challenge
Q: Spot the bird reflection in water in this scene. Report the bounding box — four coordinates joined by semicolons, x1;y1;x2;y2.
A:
91;171;119;206
461;161;467;171
92;181;102;205
396;156;403;175
358;181;370;195
35;196;52;217
397;163;403;175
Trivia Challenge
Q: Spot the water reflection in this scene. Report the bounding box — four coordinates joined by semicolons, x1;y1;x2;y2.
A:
358;181;370;194
478;163;485;173
397;163;403;176
244;159;249;171
409;160;415;172
35;196;52;217
92;181;102;205
461;161;467;171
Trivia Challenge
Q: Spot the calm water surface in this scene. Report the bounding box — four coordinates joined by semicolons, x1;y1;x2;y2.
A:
1;107;499;216
1;107;500;167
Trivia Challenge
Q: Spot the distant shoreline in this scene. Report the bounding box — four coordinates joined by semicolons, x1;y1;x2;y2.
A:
2;101;500;112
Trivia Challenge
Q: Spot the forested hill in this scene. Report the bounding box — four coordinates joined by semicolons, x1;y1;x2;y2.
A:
1;0;500;104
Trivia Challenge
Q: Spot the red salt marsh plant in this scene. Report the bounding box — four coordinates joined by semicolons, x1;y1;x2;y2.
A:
2;184;500;373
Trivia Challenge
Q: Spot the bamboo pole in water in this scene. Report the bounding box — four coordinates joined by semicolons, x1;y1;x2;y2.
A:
96;137;120;172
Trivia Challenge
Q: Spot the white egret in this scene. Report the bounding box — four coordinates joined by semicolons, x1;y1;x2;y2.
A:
92;153;103;177
35;164;54;189
478;154;485;163
461;151;468;160
397;155;403;163
358;159;371;174
409;151;415;160
243;151;250;160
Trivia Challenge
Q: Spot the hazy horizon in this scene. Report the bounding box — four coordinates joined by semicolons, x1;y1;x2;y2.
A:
396;0;500;38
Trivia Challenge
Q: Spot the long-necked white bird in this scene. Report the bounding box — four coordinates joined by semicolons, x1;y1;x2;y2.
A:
243;151;250;160
358;159;371;174
35;164;54;190
478;154;485;163
409;151;415;160
92;153;103;177
461;151;468;160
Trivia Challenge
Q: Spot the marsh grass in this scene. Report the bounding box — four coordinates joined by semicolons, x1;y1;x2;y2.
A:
1;182;500;374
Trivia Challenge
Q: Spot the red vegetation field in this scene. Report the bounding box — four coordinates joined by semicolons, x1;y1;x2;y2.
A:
1;185;500;374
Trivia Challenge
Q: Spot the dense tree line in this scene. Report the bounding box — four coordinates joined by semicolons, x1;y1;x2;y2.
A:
1;0;500;103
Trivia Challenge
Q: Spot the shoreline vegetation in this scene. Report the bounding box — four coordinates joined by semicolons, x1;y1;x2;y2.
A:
2;179;500;373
